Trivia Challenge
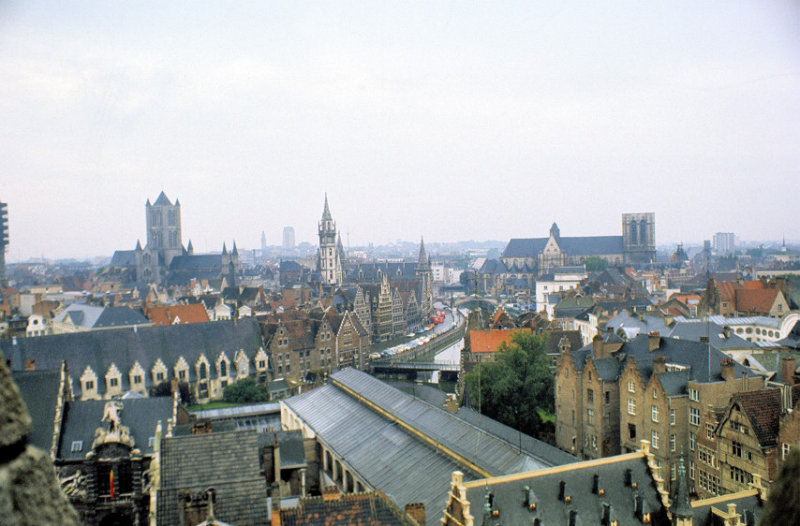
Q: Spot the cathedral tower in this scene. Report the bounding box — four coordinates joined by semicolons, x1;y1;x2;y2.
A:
318;194;342;286
146;191;183;268
622;212;655;265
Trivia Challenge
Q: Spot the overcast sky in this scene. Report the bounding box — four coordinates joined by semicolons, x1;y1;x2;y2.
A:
1;1;798;261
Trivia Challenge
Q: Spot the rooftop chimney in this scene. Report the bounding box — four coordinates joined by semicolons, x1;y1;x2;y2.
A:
405;503;425;525
592;334;605;359
653;355;666;374
721;358;735;382
781;384;794;413
648;332;660;352
24;359;35;371
781;355;797;386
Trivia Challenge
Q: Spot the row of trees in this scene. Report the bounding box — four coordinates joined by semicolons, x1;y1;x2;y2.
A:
464;331;554;438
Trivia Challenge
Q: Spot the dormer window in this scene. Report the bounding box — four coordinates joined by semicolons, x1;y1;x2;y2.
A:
109;378;119;387
71;441;83;453
85;380;94;390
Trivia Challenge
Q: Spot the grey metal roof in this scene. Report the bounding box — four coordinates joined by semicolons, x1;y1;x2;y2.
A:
52;304;149;329
329;368;563;475
501;238;547;258
285;381;470;526
191;402;280;420
668;321;759;350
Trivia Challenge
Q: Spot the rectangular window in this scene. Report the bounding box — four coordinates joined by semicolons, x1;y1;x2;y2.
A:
699;445;716;468
689;432;696;451
178;370;186;380
783;443;792;460
706;423;715;439
689;388;699;401
670;434;676;452
605;391;610;404
689;407;700;426
652;430;659;449
689;460;695;480
587;408;595;425
258;360;266;368
85;380;94;390
732;441;743;457
627;380;635;393
587;389;594;404
627;399;636;415
671;464;677;480
109;377;119;387
155;372;164;382
628;423;637;439
698;470;721;495
653;388;657;399
133;375;142;384
651;405;659;422
670;409;676;425
70;440;83;452
730;466;752;485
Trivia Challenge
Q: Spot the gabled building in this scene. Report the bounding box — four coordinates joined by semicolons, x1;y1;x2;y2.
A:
555;332;764;494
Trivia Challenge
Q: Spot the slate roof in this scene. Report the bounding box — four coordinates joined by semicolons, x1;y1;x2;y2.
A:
478;258;507;274
158;430;268;526
53;304;150;330
573;333;757;384
605;312;671;339
559;235;624;255
280;492;413;526
690;491;763;526
58;396;173;460
11;368;63;453
2;319;264;396
110;250;137;267
668;321;759;351
501;238;547;258
459;452;668;526
168;254;223;272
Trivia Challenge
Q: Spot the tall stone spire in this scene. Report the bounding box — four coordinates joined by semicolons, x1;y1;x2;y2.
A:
417;236;428;268
322;193;332;221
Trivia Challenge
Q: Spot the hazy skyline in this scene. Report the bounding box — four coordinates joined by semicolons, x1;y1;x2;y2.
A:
1;1;798;261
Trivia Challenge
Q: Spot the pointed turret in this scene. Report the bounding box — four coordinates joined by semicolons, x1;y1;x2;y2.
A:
322;193;333;221
418;236;428;268
187;240;194;254
670;455;693;524
135;240;142;251
336;232;346;267
222;242;228;255
232;241;238;255
550;222;561;240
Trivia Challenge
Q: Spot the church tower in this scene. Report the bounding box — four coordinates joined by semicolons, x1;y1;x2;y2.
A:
143;191;183;283
622;212;656;265
318;194;342;286
416;237;433;316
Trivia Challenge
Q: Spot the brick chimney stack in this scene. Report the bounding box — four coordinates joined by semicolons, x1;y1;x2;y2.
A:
720;358;735;382
405;502;426;525
592;334;605;359
653;355;666;374
781;355;796;385
648;332;661;352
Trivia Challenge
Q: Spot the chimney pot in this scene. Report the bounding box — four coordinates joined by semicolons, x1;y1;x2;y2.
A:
781;356;797;386
647;332;660;352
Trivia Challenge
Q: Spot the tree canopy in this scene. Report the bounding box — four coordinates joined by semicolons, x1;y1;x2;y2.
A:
223;378;268;404
583;256;607;272
464;331;554;437
760;448;800;525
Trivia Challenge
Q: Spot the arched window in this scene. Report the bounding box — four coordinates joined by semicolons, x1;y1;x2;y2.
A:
639;219;647;245
219;360;227;377
630;221;638;246
199;362;207;379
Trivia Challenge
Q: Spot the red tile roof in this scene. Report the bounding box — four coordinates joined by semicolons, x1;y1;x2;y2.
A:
144;304;210;326
734;385;800;447
735;288;780;315
469;329;531;353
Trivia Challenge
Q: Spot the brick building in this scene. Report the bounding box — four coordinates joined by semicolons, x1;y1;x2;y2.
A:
555;332;764;494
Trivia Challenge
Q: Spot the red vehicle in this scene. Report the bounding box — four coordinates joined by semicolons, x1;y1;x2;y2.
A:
430;309;445;324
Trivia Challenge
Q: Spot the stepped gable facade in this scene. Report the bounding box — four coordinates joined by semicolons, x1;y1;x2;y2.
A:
555;332;764;495
2;318;267;404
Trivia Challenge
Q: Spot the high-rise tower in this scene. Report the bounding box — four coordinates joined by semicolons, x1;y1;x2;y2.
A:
318;194;342;286
0;202;8;285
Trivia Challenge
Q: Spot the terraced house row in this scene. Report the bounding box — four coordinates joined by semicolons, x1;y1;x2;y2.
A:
2;313;369;403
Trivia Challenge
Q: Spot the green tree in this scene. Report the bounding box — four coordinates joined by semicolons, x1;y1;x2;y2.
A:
223;378;268;404
760;448;800;525
583;256;607;272
464;332;554;437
